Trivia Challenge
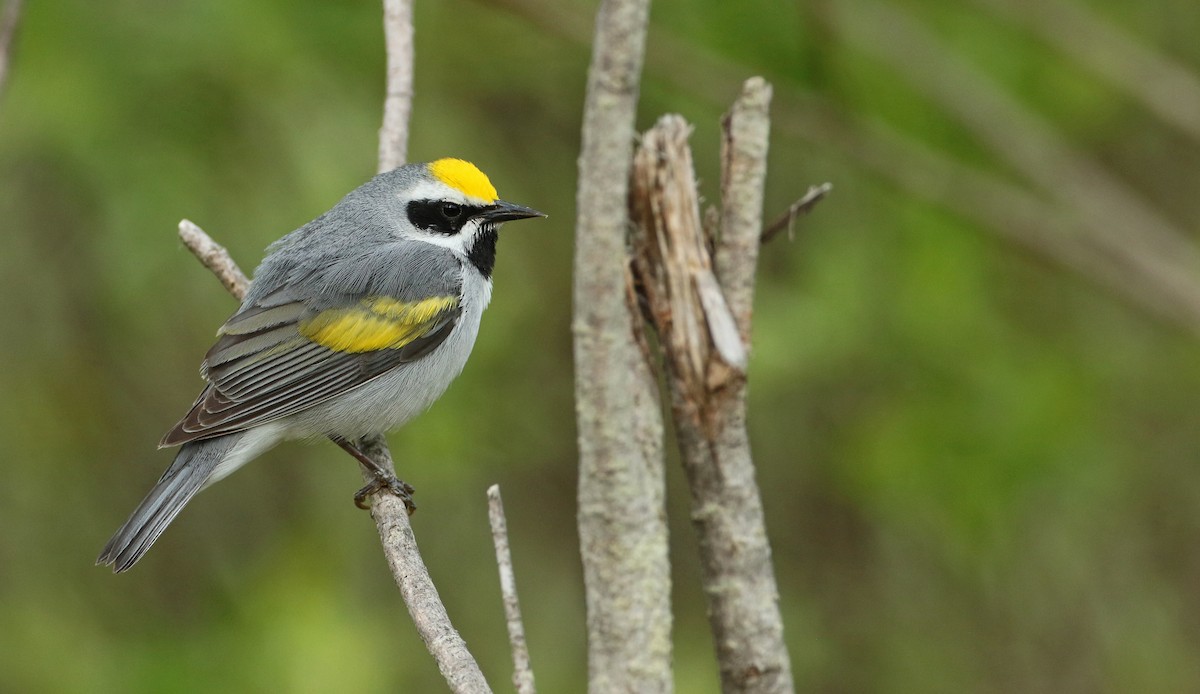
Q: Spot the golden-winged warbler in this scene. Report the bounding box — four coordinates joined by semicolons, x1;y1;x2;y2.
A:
98;158;543;572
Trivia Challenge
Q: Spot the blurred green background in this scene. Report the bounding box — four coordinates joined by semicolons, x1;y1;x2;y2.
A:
3;0;1200;691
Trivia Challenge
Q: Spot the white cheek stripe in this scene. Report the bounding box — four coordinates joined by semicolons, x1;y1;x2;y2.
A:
391;180;493;258
395;219;487;257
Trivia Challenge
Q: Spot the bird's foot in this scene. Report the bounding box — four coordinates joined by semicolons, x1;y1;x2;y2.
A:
354;471;417;515
330;436;417;515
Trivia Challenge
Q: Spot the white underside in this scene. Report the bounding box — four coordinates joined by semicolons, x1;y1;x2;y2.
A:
206;421;287;485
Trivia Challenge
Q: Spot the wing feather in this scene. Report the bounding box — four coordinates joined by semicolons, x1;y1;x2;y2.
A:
160;293;462;447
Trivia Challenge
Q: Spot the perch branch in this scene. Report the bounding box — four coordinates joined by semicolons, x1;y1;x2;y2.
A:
357;436;490;692
488;485;536;694
573;0;674;691
371;1;488;690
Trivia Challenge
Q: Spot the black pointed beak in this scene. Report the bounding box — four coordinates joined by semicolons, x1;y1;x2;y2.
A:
479;200;545;223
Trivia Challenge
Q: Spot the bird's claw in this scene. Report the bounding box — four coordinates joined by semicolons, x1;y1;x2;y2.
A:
354;472;417;515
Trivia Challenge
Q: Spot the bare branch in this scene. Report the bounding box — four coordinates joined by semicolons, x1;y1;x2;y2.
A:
761;183;832;244
708;78;793;693
357;437;491;693
573;0;674;691
0;0;25;104
178;219;251;299
369;1;489;690
716;77;772;334
487;485;536;694
629;86;793;693
372;491;487;690
629;115;746;393
378;0;414;172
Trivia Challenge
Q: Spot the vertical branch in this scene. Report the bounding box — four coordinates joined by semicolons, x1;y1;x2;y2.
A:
361;0;413;541
716;77;772;332
363;0;413;531
573;0;674;692
629;79;793;694
378;0;414;172
706;76;793;694
366;2;490;691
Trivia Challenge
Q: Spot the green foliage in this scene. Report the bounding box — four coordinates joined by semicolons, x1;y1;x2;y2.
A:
3;0;1200;691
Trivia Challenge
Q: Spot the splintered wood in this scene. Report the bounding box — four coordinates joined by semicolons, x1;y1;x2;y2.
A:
629;115;747;418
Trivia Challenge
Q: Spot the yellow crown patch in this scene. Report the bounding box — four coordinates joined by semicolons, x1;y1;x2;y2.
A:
428;158;498;203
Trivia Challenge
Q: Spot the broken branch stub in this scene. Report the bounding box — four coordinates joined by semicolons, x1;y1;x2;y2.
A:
629;114;747;420
629;83;794;693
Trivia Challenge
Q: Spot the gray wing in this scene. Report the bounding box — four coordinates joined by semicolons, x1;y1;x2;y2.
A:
161;244;463;447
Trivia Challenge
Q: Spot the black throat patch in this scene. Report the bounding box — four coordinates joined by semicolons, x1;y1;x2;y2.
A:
467;225;498;279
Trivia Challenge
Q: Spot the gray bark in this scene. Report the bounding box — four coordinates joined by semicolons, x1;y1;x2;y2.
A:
628;78;794;694
573;0;674;692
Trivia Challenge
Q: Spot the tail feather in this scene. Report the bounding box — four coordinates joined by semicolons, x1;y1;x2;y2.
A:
97;435;239;573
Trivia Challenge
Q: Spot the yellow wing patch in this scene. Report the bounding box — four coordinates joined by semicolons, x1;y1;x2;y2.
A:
429;158;498;203
299;296;459;353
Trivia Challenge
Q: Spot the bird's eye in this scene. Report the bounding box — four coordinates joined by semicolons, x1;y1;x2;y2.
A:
407;200;470;234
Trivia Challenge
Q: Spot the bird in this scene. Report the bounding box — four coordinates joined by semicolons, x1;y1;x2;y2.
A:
97;158;543;573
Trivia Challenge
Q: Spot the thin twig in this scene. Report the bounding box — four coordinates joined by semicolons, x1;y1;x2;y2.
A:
0;0;25;103
178;220;251;299
370;1;489;690
363;0;414;570
761;183;832;243
487;485;536;694
379;0;414;172
573;0;674;691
